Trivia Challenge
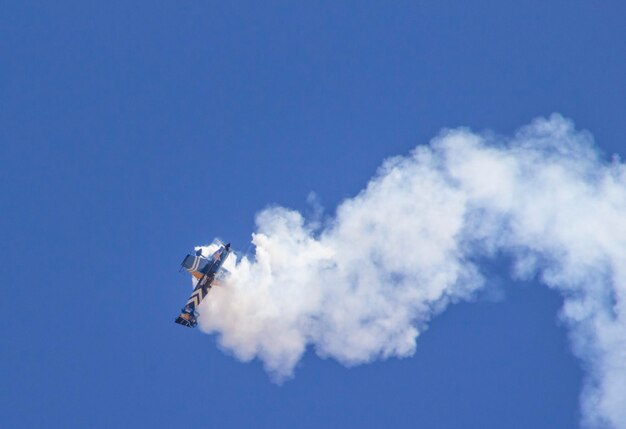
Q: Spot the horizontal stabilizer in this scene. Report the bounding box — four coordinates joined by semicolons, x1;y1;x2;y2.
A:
175;313;197;328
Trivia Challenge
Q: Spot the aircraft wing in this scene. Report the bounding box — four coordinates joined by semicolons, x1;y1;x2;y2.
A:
181;254;210;279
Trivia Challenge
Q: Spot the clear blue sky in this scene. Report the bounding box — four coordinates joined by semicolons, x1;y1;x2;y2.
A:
2;1;625;428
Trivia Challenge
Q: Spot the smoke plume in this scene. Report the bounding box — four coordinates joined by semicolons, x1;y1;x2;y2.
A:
197;114;626;429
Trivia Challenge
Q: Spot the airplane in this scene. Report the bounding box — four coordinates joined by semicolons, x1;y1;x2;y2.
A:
175;240;232;328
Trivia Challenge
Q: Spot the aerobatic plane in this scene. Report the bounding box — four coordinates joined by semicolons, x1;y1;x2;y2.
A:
175;240;232;328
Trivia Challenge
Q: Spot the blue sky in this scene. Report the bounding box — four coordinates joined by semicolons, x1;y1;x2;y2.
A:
2;1;626;428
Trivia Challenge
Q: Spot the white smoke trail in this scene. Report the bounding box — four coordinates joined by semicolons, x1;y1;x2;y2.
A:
196;114;626;429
